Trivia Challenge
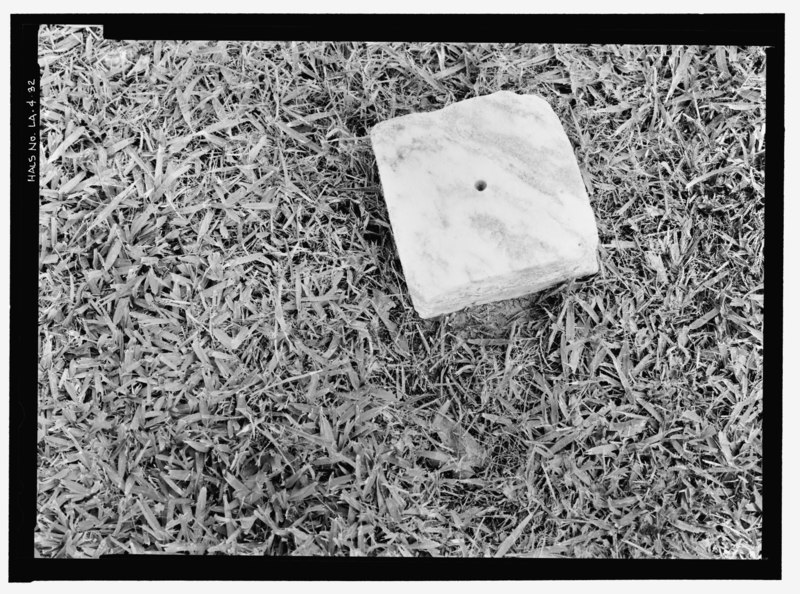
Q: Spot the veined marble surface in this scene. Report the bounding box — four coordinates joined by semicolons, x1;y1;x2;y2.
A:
371;91;599;318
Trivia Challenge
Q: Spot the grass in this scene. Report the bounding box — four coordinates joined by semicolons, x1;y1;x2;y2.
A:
36;27;765;558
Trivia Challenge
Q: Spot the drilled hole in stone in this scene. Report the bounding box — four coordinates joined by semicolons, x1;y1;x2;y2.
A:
475;180;487;191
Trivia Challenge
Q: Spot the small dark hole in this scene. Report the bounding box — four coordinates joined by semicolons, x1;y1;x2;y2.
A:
475;180;487;191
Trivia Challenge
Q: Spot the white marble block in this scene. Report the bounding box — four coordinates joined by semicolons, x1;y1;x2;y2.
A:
370;91;599;319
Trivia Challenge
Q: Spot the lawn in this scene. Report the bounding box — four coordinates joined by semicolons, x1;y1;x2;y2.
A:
36;27;764;558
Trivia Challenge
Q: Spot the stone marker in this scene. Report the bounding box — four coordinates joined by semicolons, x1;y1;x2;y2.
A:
370;90;600;319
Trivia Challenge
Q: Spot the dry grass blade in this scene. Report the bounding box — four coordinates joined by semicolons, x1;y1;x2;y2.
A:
495;512;535;558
